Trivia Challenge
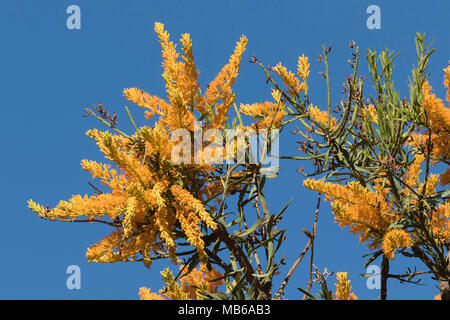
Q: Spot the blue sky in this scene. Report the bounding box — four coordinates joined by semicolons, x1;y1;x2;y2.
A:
1;0;449;299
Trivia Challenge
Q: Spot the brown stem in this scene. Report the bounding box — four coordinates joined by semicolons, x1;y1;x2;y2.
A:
216;223;269;300
381;254;390;300
303;193;321;299
41;217;118;227
387;270;432;279
274;238;312;299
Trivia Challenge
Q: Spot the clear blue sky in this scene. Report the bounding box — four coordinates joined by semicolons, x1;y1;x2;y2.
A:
1;0;449;299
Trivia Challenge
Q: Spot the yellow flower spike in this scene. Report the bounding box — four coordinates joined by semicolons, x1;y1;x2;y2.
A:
271;88;282;102
444;65;450;102
140;123;173;160
430;202;450;243
303;178;395;249
160;268;190;300
297;54;310;81
334;272;357;300
123;88;148;108
154;22;180;77
406;67;450;188
303;178;352;200
170;185;217;231
239;100;286;129
138;287;166;300
154;22;199;131
404;153;425;191
424;174;440;196
272;62;303;96
42;193;128;221
307;104;338;130
122;197;136;238
123;88;169;119
164;74;197;131
139;264;224;300
419;80;450;186
179;33;201;109
81;159;128;192
363;104;379;125
27;200;49;218
206;35;248;128
423;81;450;134
86;230;142;263
180;264;224;299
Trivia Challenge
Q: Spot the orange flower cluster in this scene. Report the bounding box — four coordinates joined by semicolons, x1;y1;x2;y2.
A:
28;126;217;263
303;178;396;251
334;272;357;300
28;22;252;267
303;152;449;259
410;66;450;185
123;22;247;131
382;229;412;260
272;63;306;96
307;104;338;130
240;89;287;129
297;55;310;81
139;264;224;300
272;54;309;98
362;104;379;125
205;35;248;128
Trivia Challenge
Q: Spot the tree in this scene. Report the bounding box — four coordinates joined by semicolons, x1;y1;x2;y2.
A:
28;24;448;300
258;34;449;299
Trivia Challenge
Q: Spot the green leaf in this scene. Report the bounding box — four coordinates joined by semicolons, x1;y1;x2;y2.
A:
233;218;265;238
297;287;319;300
363;250;383;268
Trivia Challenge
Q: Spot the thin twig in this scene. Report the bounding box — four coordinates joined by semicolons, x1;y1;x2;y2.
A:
216;223;269;300
387;270;432;279
84;107;131;138
303;193;321;299
88;182;104;195
40;217;118;227
381;254;390;300
125;105;139;132
274;238;312;299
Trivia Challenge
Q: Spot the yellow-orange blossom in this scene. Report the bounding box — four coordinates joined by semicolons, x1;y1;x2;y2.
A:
302;67;450;259
27;22;254;266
